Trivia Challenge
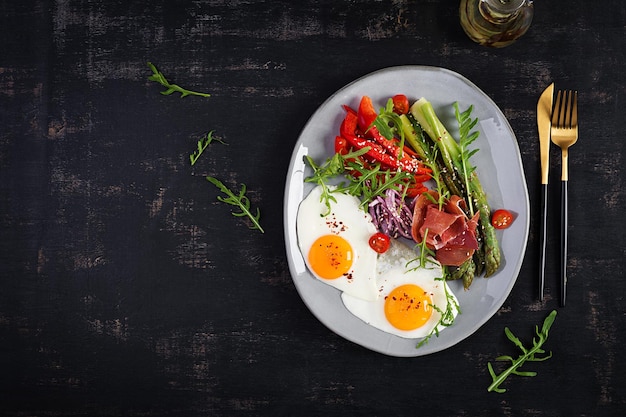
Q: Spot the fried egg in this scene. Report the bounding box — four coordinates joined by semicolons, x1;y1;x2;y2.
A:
296;185;379;301
341;239;459;338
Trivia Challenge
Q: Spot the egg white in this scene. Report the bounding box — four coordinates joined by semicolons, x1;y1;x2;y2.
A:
296;185;379;301
341;239;459;339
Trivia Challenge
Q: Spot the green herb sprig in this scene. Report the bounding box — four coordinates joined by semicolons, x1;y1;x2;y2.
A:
453;102;480;217
190;131;227;165
304;147;416;216
420;151;449;211
487;310;557;393
147;62;211;98
206;176;264;233
405;239;460;349
373;98;406;156
303;148;369;216
406;229;438;272
415;265;460;349
340;160;414;210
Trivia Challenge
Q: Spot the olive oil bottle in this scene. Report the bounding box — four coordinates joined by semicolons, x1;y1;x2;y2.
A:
459;0;533;48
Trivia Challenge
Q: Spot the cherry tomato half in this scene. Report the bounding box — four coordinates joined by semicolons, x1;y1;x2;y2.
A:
491;209;514;229
392;94;410;115
369;232;391;253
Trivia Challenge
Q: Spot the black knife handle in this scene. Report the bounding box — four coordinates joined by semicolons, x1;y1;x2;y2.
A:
539;184;548;301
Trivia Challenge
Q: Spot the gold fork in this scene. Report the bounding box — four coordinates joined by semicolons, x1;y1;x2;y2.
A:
551;90;578;307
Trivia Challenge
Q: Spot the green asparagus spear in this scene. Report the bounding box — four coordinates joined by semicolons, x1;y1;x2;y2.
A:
401;114;466;199
400;113;477;287
410;98;501;277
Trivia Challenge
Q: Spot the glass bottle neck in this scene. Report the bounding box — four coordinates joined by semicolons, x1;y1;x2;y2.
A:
481;0;528;14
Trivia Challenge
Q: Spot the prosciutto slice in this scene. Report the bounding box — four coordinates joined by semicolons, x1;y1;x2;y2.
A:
411;191;480;266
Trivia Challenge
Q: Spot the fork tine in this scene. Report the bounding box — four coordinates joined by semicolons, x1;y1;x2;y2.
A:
571;91;578;128
552;90;562;127
559;91;568;128
564;91;572;127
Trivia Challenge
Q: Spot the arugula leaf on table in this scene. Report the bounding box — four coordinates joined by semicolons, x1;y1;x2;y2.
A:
206;176;264;234
190;131;227;166
147;62;211;98
487;310;557;393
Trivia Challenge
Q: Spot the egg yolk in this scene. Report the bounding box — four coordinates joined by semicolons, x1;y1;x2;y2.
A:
384;284;433;331
308;234;354;279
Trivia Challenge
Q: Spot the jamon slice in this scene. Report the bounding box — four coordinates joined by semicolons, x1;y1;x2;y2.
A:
411;191;479;266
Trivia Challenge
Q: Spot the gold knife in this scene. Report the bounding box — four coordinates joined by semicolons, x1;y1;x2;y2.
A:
537;83;554;301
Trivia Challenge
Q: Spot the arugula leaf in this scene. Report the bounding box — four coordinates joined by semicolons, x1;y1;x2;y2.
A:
406;230;438;272
416;265;460;348
147;62;211;98
190;131;227;166
303;153;342;216
404;234;460;349
340;160;414;210
206;176;264;233
303;148;370;216
373;98;407;157
487;310;557;393
453;102;480;217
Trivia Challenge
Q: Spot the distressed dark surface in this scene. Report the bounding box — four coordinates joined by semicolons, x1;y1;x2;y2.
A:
1;1;625;416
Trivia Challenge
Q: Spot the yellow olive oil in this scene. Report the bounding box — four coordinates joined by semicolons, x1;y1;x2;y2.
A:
460;0;534;47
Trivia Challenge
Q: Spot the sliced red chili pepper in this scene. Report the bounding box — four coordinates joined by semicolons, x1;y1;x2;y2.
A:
392;94;410;115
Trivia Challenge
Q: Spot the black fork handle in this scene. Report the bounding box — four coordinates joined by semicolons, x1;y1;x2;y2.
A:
560;180;568;307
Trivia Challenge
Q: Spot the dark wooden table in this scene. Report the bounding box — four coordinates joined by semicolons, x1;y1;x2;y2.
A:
1;1;624;416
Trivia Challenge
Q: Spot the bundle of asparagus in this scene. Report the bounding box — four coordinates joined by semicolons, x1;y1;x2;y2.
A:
399;98;501;289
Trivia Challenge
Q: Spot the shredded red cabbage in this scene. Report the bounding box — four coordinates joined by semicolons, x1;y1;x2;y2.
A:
368;189;415;239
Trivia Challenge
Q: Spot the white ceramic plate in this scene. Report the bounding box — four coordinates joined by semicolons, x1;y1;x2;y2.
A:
283;66;529;357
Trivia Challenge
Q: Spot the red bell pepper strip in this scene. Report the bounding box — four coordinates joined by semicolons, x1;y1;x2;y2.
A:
361;123;423;172
339;108;424;174
413;173;432;183
339;98;436;178
355;96;425;173
357;96;378;134
405;183;428;198
340;132;404;169
334;136;349;155
340;107;359;139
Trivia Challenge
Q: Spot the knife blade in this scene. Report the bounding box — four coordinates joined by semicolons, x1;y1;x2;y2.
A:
537;83;554;301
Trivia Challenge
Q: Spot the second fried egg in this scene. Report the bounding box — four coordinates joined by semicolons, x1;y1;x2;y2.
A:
341;239;459;338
